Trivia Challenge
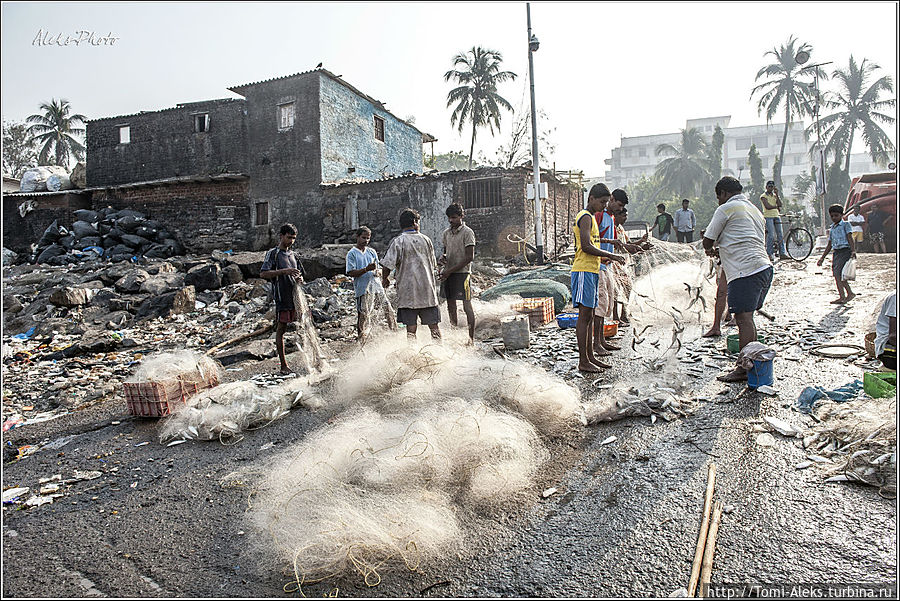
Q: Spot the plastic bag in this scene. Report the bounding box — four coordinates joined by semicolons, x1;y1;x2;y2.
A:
841;257;857;281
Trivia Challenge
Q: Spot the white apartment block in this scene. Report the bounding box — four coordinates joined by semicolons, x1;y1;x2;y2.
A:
600;115;882;196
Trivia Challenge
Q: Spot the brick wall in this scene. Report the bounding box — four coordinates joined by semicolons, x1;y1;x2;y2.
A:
91;179;255;252
86;99;248;187
311;168;583;258
2;193;92;254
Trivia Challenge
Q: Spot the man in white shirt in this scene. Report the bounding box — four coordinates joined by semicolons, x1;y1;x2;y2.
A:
847;204;866;245
674;199;696;243
703;176;773;382
874;292;896;369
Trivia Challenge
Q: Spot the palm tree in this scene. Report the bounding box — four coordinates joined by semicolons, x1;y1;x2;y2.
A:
444;47;517;169
816;56;896;173
26;98;86;169
750;36;817;190
654;128;710;198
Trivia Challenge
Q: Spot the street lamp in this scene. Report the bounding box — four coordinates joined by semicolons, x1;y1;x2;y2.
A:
795;50;832;235
527;2;544;264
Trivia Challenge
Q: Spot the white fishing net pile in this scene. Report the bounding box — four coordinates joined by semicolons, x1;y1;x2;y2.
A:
329;339;583;436
126;350;221;385
248;399;547;588
159;378;311;444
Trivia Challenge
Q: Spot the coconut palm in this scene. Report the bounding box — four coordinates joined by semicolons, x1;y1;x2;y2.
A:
750;36;818;190
654;128;710;198
26;98;86;169
444;47;517;169
816;56;896;172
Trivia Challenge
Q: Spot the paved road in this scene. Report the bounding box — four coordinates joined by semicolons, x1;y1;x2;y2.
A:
2;254;896;597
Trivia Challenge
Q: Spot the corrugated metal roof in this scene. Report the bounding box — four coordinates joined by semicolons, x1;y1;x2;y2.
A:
82;173;249;192
87;98;244;123
3;189;89;198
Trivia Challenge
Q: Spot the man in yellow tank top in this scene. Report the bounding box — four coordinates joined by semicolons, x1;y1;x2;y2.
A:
571;183;626;372
760;180;787;261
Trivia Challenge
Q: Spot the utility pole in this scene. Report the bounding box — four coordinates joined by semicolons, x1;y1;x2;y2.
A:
527;3;543;264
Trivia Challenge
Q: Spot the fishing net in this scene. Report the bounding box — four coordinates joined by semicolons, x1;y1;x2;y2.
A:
248;400;547;588
805;397;896;498
291;281;327;374
127;350;220;385
159;377;311;444
329;339;583;437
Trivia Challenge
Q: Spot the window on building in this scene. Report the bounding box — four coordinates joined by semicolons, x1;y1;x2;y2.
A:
638;147;647;157
752;135;769;148
794;155;803;165
462;177;501;209
735;137;751;150
623;148;632;158
193;113;209;133
278;103;295;130
119;125;130;144
374;115;385;142
791;133;803;144
256;202;269;226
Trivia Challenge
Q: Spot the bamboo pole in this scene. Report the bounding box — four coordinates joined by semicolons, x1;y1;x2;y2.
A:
699;501;724;597
687;463;717;596
206;323;273;356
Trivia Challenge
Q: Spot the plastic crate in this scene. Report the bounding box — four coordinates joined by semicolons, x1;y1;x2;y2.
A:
726;334;768;354
124;372;220;417
864;371;896;399
511;297;555;328
556;312;578;329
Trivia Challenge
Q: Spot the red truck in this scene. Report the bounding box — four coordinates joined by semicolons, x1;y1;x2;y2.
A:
843;171;896;252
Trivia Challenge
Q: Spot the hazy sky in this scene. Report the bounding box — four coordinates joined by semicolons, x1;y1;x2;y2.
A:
2;2;897;177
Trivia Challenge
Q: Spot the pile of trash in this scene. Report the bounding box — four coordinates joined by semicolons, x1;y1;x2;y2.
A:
30;208;186;266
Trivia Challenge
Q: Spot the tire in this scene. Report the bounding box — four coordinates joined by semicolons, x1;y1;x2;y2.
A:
786;227;813;261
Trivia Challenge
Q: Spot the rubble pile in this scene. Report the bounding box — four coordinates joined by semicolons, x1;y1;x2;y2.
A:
29;208;187;266
1;254;359;431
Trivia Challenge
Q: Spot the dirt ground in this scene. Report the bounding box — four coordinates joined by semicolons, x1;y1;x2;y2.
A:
1;252;896;598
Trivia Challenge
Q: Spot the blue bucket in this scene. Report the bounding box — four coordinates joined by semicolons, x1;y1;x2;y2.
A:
747;359;774;389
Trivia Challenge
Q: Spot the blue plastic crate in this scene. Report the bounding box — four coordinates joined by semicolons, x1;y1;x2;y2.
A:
556;312;578;329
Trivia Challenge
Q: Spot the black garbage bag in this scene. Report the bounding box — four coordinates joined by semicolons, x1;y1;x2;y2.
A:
58;234;77;250
36;244;66;264
161;238;185;255
36;220;64;247
98;222;112;236
135;226;158;239
47;254;73;266
71;220;100;238
121;234;150;248
79;236;102;248
73;209;100;223
117;209;145;220
143;244;171;259
106;227;123;241
105;244;134;258
116;215;141;233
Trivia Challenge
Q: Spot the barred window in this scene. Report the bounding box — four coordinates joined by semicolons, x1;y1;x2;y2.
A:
374;115;385;142
462;178;502;209
256;202;269;226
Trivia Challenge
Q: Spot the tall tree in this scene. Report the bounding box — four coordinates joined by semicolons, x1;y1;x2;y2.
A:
2;120;39;178
750;35;817;191
816;56;896;173
748;144;765;200
654;127;711;198
25;98;86;169
444;47;517;169
491;106;556;168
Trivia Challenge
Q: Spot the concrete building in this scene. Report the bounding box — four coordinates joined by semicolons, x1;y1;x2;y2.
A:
603;116;812;193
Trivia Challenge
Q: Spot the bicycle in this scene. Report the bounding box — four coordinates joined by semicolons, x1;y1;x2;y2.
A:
780;213;814;261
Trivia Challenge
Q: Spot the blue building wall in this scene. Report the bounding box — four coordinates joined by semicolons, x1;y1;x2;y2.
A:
318;74;423;183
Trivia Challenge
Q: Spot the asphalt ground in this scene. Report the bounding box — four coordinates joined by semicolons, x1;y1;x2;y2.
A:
2;253;896;598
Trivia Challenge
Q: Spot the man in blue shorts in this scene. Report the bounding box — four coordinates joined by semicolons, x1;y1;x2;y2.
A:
703;176;773;383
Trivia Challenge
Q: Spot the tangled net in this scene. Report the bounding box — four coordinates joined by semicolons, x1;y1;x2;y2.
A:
807;396;896;498
248;400;548;588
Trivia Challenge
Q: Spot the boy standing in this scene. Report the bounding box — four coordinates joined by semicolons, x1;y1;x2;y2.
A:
817;204;857;304
674;199;696;243
572;184;626;372
382;208;442;342
439;203;477;343
593;188;628;357
260;223;304;375
346;226;379;342
847;204;866;245
651;203;674;241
